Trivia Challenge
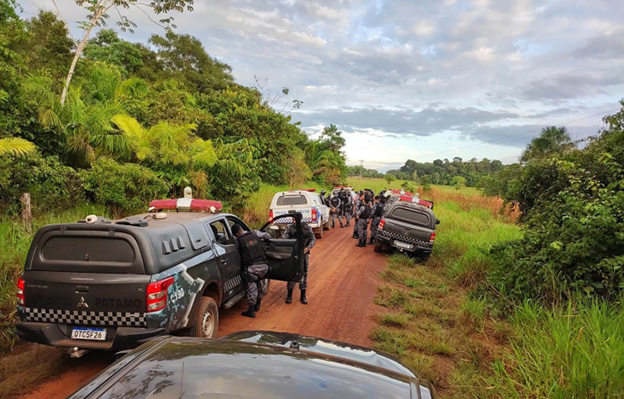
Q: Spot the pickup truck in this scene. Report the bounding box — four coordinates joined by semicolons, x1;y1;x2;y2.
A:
16;203;305;352
374;193;439;260
269;189;330;238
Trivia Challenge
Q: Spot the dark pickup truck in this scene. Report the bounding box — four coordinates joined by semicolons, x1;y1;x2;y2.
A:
16;211;304;352
374;194;439;259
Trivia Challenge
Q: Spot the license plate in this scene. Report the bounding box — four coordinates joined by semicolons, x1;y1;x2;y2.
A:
394;241;414;250
71;327;107;341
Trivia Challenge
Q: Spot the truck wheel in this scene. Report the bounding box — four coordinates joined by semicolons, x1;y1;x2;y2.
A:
193;297;219;339
315;226;323;239
374;239;383;253
323;220;330;231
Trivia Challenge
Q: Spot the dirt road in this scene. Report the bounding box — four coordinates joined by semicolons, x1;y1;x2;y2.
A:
19;224;387;399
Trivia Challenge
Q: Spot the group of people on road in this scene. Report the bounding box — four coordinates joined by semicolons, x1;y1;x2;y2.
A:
236;187;386;318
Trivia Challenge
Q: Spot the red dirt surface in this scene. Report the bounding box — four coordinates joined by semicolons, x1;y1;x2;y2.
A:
18;225;386;399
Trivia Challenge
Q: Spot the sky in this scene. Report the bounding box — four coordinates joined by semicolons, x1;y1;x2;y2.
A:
20;0;624;171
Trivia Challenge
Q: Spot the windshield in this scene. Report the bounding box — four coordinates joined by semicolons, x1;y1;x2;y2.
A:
276;194;308;206
390;207;431;226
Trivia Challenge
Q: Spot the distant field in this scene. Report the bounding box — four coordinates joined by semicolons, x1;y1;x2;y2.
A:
346;177;481;197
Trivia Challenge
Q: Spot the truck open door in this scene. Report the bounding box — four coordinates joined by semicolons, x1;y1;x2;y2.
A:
260;212;304;282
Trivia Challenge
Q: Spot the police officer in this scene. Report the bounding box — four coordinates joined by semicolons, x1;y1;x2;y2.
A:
282;221;316;304
355;193;372;247
369;195;384;244
329;194;343;228
352;190;362;238
232;224;271;318
342;190;353;228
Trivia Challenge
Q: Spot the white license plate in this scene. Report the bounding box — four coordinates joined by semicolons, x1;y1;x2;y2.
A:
394;241;414;250
71;327;107;341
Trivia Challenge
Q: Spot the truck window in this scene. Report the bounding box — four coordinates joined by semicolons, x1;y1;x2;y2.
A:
209;220;234;245
276;194;308;206
390;207;431;226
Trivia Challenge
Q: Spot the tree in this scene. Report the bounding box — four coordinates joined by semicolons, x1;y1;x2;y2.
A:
452;176;466;191
60;0;195;105
384;173;396;185
521;126;576;162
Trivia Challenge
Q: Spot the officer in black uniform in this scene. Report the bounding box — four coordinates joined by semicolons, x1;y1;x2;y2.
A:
355;193;372;247
352;190;362;238
369;195;384;244
231;224;271;318
342;190;353;227
329;193;343;228
282;221;316;304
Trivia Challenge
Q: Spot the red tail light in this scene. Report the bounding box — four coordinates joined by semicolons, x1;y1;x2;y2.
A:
269;209;274;222
429;232;436;243
311;208;318;221
379;218;385;231
17;277;25;306
146;276;174;312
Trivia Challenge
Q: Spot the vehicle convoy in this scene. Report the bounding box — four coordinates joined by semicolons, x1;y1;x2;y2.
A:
16;195;306;352
67;331;437;399
269;189;330;238
374;192;439;259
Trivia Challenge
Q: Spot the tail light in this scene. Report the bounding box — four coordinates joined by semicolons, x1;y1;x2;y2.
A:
311;208;317;221
17;277;25;306
379;218;385;231
269;209;274;222
429;232;436;244
146;276;174;312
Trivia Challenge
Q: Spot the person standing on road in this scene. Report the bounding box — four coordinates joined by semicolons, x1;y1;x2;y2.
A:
352;190;362;238
329;194;343;228
232;224;271;318
369;195;383;244
355;193;372;247
282;221;316;304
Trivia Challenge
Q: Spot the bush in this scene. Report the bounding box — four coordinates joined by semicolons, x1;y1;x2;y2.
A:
81;157;169;218
0;153;85;215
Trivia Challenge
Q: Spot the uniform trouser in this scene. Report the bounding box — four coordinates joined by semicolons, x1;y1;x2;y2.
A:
287;253;309;291
331;211;342;226
370;216;381;240
345;212;352;225
357;218;369;240
246;263;269;306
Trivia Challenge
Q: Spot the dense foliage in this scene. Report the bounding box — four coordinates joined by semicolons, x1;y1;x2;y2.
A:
0;8;346;216
488;108;624;302
387;157;504;187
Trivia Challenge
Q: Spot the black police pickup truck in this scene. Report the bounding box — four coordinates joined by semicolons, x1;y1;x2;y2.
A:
374;193;439;259
16;203;305;352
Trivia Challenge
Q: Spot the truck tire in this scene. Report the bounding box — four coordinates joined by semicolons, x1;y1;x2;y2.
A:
323;220;330;231
192;296;219;339
374;239;383;253
315;226;323;239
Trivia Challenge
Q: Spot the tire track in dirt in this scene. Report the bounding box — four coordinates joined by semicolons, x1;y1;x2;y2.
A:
18;224;387;399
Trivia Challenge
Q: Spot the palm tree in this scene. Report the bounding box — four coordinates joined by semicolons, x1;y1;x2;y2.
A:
521;126;576;162
0;137;36;157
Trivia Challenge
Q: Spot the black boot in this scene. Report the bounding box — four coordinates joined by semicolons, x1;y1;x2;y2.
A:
356;239;365;247
339;223;344;228
368;238;375;245
346;222;350;227
241;306;256;318
286;288;293;304
255;298;262;311
300;290;308;305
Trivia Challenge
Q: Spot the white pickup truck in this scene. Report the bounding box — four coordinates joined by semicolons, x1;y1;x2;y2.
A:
269;189;330;238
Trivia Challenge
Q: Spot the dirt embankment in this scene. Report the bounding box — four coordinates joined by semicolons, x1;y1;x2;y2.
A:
10;224;387;399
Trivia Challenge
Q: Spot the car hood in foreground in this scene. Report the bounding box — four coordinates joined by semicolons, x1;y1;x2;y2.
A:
70;334;435;399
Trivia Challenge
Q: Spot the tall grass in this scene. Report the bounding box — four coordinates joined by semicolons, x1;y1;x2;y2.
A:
489;300;624;399
0;204;107;352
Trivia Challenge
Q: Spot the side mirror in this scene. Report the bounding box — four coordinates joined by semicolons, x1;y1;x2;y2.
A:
436;219;440;225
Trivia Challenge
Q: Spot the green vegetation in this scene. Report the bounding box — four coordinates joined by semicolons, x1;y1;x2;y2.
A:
386;157;504;187
371;183;623;398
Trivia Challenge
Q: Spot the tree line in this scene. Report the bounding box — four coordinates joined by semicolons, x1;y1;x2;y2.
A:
0;3;347;217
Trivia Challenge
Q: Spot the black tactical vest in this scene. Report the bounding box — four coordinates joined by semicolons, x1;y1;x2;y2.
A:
360;204;372;219
374;203;384;217
330;196;341;208
238;231;266;265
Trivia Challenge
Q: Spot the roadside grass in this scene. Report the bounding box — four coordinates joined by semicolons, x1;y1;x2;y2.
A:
488;300;624;399
370;187;521;397
0;205;107;353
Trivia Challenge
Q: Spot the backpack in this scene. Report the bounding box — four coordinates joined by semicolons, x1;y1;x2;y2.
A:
374;203;384;217
237;231;266;265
